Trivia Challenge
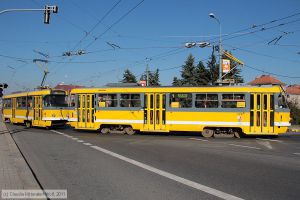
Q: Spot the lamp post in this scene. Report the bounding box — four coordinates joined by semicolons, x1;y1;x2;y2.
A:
209;13;222;85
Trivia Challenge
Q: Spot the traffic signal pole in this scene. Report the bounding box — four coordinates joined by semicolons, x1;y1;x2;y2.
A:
0;5;58;24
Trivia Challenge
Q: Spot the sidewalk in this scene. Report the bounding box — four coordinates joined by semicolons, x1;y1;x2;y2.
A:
0;116;43;195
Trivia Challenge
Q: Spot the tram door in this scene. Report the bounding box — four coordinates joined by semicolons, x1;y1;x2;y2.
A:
12;98;16;119
33;96;42;126
78;94;95;128
143;93;166;131
250;93;274;133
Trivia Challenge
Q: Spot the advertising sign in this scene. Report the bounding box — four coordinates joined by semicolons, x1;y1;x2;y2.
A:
222;59;230;73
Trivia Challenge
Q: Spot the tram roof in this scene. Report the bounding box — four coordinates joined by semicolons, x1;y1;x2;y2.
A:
3;89;65;98
70;85;283;94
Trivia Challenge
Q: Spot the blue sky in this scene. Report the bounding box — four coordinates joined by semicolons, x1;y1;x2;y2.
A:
1;0;300;93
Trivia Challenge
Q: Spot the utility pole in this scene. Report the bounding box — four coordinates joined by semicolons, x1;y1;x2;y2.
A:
0;5;58;24
146;64;149;86
209;13;222;85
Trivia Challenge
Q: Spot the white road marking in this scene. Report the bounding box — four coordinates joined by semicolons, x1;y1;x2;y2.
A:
90;145;243;200
189;138;208;142
83;143;92;146
256;138;282;143
229;144;261;150
51;130;244;199
293;153;300;156
72;138;78;140
77;140;84;143
50;130;64;135
256;141;273;149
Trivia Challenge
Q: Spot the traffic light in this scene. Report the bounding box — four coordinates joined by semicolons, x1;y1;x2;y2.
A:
0;83;8;97
44;6;51;24
44;5;58;24
0;88;3;98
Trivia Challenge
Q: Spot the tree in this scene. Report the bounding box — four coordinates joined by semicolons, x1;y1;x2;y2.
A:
172;77;182;86
140;68;160;86
121;69;137;83
180;54;197;86
288;99;300;125
195;61;210;85
207;50;219;85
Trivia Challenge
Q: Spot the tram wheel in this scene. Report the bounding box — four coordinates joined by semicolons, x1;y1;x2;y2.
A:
124;127;135;135
234;131;241;138
202;129;214;138
101;127;110;134
25;121;31;128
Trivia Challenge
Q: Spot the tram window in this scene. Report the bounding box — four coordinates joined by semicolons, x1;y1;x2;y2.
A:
257;95;261;109
278;94;287;108
98;94;117;107
170;93;192;108
27;97;33;108
263;95;268;110
3;99;12;108
270;95;274;110
195;94;218;108
43;95;68;107
16;97;26;108
120;94;141;107
250;94;254;110
70;94;76;107
221;93;245;108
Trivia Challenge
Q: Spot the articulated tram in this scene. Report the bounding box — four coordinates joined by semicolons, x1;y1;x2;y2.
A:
68;85;290;137
2;89;70;128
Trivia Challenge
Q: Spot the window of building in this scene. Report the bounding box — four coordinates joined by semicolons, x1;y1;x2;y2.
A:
195;94;218;108
221;93;245;108
169;93;192;108
120;94;141;107
98;94;118;107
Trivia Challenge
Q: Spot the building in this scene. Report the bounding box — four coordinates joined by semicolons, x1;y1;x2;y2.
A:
286;85;300;108
248;75;285;86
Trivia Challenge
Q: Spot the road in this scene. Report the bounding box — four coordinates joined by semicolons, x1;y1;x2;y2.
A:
6;124;300;200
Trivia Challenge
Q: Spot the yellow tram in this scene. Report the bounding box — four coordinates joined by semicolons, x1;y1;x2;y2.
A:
67;85;290;137
2;89;70;128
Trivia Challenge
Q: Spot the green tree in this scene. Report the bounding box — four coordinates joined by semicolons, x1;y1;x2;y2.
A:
207;50;219;85
122;69;137;83
195;61;210;85
140;68;160;86
172;77;182;86
181;54;197;86
288;100;300;125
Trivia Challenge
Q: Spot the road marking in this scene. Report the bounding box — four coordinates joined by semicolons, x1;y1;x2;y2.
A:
51;130;244;199
189;138;208;142
50;130;65;135
83;143;92;146
256;138;282;143
77;140;84;142
229;144;261;150
90;145;243;200
72;137;78;140
293;153;300;156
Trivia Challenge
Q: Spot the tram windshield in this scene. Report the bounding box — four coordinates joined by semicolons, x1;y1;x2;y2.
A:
278;93;288;108
43;95;68;107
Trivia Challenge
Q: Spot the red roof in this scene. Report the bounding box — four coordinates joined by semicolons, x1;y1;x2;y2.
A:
286;85;300;95
54;84;84;93
248;75;285;86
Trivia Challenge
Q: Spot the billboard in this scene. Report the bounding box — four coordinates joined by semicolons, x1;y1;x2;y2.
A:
222;59;230;73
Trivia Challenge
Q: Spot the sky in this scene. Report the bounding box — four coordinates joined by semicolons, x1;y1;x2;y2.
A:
1;0;300;93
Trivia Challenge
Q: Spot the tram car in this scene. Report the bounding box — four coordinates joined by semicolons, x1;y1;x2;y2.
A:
2;89;70;128
67;85;290;137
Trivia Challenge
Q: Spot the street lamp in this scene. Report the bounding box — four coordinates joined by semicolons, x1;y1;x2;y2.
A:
209;12;222;85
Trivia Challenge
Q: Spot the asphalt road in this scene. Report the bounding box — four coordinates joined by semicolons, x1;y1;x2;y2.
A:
7;124;300;200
